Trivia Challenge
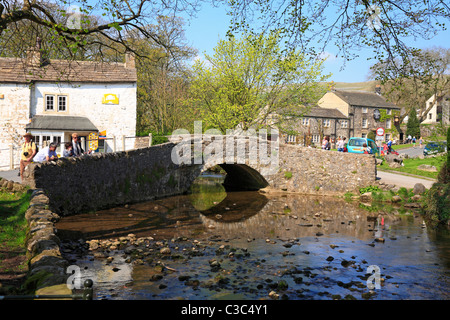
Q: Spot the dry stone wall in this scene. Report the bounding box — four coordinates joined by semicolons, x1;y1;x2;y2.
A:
22;140;377;217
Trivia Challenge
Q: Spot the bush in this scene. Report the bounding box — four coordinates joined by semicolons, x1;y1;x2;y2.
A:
424;183;450;225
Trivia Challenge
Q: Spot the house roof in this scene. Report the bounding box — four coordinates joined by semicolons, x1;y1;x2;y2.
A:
0;57;137;84
26;115;98;132
282;106;348;119
303;107;348;119
332;90;399;109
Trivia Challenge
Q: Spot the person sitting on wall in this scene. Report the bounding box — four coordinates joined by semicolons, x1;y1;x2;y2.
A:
20;132;37;181
33;142;58;162
63;142;73;157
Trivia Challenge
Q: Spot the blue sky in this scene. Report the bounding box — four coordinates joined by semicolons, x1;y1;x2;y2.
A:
182;4;450;83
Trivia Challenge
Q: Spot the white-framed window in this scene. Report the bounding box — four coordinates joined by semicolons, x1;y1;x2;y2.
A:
302;118;310;126
341;120;348;128
58;96;67;112
45;94;68;112
362;133;367;138
362;118;368;128
385;133;391;141
45;95;55;111
386;119;391;129
429;113;432;119
362;107;368;113
312;135;320;143
323;119;331;127
386;109;392;115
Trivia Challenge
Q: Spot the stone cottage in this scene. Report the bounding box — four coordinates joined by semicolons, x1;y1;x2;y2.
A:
317;87;400;141
421;93;450;125
282;107;349;146
0;45;137;170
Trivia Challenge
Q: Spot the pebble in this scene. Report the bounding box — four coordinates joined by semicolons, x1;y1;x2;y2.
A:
160;247;171;255
268;291;279;300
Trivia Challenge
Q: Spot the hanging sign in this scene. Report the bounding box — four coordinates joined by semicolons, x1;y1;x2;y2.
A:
88;132;99;151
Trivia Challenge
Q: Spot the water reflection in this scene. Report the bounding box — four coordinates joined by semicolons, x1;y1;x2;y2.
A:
57;174;402;242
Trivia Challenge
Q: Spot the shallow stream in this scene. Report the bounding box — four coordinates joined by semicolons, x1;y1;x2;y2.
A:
55;174;450;300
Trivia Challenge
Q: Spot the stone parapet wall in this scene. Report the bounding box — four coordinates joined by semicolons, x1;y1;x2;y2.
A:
263;145;376;195
22;139;377;217
23;189;69;291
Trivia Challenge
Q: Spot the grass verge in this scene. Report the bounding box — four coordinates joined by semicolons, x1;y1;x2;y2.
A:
378;155;445;179
0;188;31;291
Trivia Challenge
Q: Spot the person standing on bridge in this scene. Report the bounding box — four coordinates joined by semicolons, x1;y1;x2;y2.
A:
19;132;37;181
71;133;92;157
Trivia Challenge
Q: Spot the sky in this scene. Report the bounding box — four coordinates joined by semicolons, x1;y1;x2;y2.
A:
182;4;450;84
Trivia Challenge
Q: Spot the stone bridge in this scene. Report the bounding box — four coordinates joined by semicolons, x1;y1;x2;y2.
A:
23;135;376;216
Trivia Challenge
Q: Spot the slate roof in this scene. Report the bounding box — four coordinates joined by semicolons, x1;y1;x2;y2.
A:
303;107;348;119
282;106;348;119
26;115;98;132
0;57;137;83
332;90;399;109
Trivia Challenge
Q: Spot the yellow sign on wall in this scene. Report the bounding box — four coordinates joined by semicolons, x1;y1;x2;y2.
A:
88;132;99;151
102;94;119;105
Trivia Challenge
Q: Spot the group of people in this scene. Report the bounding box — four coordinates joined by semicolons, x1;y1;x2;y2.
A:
406;135;424;148
19;132;91;181
320;136;349;152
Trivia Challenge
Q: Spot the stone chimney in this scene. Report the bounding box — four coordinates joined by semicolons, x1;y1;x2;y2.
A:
375;84;381;95
26;37;46;67
125;51;136;69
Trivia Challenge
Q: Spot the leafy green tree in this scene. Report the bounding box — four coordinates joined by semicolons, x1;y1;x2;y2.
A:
406;108;420;138
132;16;197;134
188;32;330;132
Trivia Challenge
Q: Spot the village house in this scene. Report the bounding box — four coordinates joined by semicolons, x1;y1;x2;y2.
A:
0;44;137;170
421;93;450;125
317;86;400;141
282;107;349;146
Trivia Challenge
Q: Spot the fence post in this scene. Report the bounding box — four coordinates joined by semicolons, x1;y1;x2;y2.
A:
122;135;126;151
148;133;152;147
112;136;116;152
9;145;14;170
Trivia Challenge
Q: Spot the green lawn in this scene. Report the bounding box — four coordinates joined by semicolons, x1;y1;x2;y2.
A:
378;155;446;179
392;143;414;150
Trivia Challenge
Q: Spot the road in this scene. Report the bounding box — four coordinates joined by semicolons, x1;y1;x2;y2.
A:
396;146;424;158
0;169;20;183
377;170;435;189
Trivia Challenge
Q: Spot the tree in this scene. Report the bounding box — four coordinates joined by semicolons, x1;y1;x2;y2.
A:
0;0;203;61
369;47;450;123
188;32;330;132
225;0;450;80
406;108;420;138
132;16;197;134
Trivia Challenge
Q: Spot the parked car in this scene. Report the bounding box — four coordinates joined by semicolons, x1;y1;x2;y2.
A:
347;137;379;155
423;141;447;156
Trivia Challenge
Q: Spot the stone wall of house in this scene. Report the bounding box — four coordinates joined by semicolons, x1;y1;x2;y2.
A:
0;84;32;170
317;92;349;115
22;139;376;216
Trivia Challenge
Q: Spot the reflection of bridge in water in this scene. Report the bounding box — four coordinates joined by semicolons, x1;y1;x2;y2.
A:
199;193;401;241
